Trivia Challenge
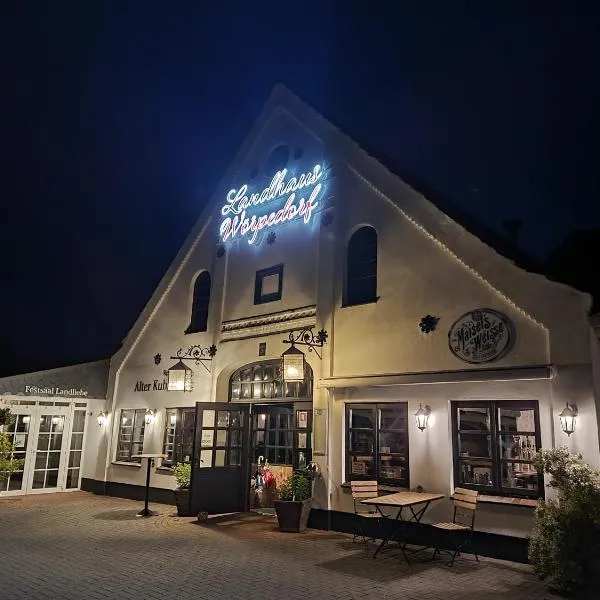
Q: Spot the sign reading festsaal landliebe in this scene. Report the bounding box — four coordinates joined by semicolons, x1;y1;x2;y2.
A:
219;164;325;245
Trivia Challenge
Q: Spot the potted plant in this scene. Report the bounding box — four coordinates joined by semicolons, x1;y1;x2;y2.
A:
171;462;192;516
274;470;312;532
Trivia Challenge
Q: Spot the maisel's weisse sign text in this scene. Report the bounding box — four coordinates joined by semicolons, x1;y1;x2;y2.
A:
220;164;325;244
448;309;514;364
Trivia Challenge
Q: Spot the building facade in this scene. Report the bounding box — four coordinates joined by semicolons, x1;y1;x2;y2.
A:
16;86;599;555
0;360;109;496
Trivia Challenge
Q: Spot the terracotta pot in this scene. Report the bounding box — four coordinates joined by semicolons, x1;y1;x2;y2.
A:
173;488;192;517
274;499;312;532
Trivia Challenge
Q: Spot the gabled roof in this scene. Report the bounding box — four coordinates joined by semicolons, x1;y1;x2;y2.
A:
109;84;593;376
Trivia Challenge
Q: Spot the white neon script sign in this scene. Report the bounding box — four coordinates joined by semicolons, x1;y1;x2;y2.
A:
220;164;324;244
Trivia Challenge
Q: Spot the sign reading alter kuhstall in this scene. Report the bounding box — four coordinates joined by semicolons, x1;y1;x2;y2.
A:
220;164;325;245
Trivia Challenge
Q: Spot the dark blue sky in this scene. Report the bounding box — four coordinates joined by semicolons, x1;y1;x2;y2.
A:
1;3;599;376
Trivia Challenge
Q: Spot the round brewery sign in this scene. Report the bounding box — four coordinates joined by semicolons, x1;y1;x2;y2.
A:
448;308;514;364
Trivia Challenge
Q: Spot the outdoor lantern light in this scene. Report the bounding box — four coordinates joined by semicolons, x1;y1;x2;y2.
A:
559;403;578;436
414;403;431;431
97;411;108;426
144;409;156;425
281;345;305;383
166;360;194;392
280;327;328;384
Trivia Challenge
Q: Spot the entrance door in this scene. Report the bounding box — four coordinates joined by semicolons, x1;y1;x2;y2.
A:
190;403;250;515
1;404;86;496
25;406;72;494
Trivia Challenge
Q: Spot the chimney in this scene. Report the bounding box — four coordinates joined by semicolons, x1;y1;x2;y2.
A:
503;219;523;247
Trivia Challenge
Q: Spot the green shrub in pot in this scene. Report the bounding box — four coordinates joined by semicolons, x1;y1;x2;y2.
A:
171;462;191;489
278;471;311;501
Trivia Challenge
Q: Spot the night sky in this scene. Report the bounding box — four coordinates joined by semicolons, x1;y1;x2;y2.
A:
1;4;599;376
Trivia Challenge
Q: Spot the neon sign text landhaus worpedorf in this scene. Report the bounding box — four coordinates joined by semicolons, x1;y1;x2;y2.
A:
220;164;324;244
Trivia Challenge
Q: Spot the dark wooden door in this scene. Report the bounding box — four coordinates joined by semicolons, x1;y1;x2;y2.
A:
190;403;250;515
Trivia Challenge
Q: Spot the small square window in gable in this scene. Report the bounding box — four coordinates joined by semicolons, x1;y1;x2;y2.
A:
254;264;284;304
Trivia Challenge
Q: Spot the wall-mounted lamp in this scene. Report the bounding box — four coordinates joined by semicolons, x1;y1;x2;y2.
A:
97;411;108;426
165;344;217;392
144;409;157;425
559;403;578;436
281;345;305;383
166;360;194;392
414;403;431;431
280;327;328;385
169;412;177;426
22;415;31;424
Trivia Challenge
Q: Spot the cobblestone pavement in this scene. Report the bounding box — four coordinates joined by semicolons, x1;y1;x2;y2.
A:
0;492;561;600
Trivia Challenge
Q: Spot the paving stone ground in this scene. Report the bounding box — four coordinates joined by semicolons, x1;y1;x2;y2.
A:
0;492;562;600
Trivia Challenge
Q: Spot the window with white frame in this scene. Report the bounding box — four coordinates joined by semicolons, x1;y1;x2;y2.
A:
162;408;196;466
116;409;146;463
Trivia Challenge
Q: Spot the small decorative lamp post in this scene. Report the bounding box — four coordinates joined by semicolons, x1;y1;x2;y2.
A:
414;403;431;431
144;409;156;425
166;360;194;392
97;411;108;426
281;345;306;383
559;403;578;436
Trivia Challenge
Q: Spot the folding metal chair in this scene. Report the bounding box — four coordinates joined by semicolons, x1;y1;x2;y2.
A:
431;487;479;566
351;480;384;545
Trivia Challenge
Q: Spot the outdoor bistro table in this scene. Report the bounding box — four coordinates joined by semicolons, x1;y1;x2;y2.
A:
133;454;167;517
361;491;444;564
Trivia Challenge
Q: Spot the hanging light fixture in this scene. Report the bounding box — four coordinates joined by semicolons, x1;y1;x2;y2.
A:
280;327;328;384
281;345;306;383
559;403;578;436
144;409;156;425
166;360;194;392
414;404;431;431
97;411;108;426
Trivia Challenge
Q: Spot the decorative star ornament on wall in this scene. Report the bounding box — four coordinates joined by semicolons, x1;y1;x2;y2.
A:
419;315;440;334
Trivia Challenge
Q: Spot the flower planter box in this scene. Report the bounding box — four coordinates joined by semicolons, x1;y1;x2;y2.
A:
173;489;193;517
274;499;312;533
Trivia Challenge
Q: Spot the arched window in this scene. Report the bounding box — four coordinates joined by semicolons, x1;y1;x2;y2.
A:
229;360;313;402
345;226;378;305
185;271;211;333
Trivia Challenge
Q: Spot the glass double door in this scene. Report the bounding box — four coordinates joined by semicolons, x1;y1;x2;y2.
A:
1;405;86;496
